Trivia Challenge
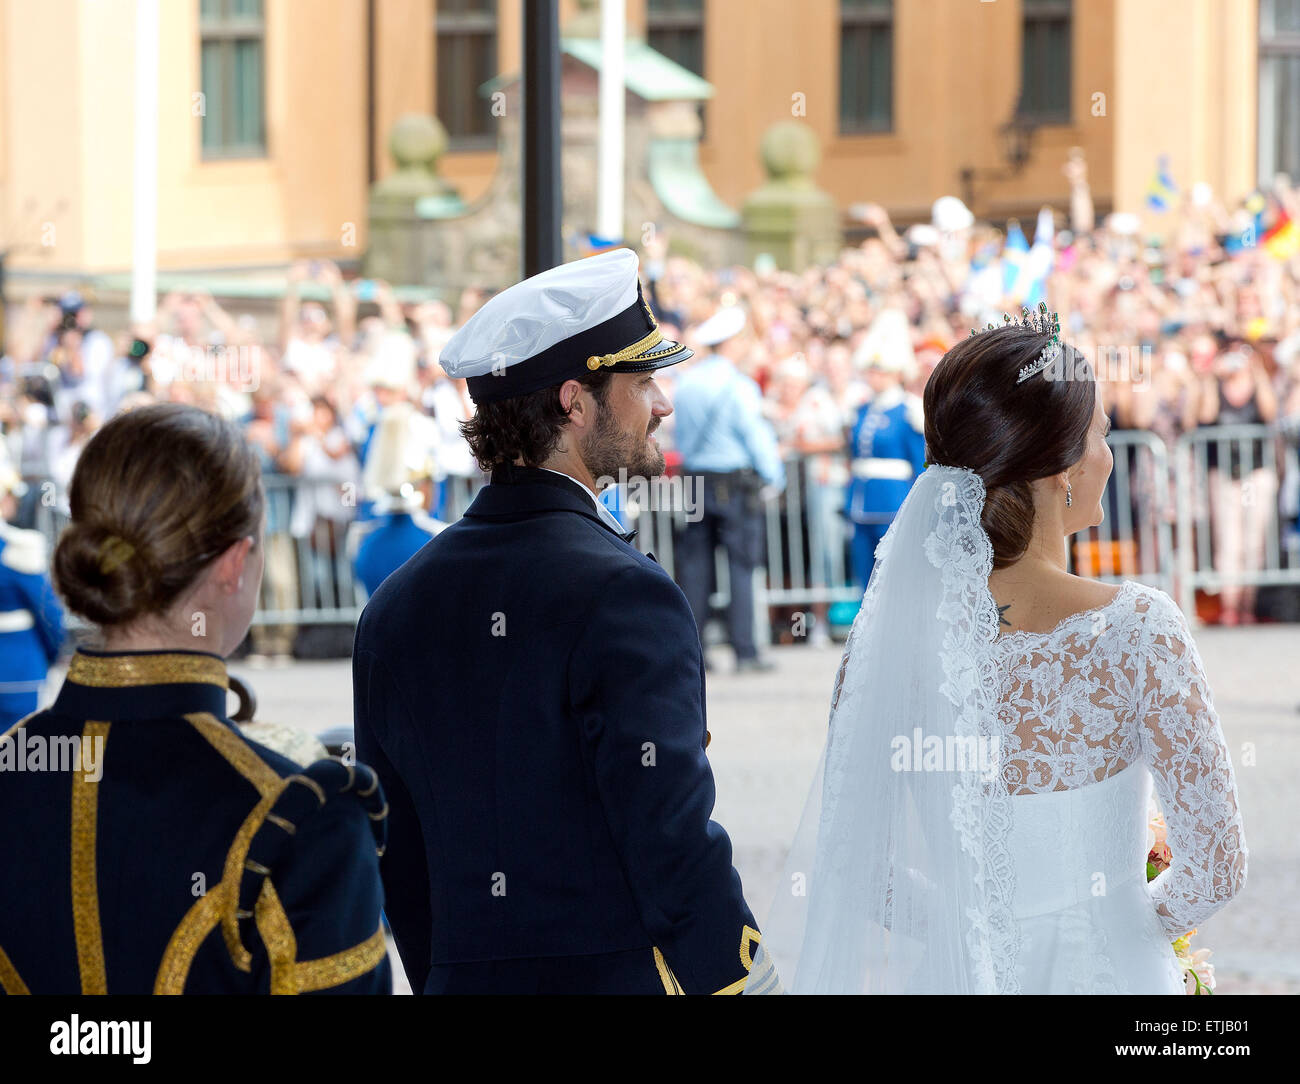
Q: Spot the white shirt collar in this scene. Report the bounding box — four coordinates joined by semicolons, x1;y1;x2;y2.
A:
539;467;629;536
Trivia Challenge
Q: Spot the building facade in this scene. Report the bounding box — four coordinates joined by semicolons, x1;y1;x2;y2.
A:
0;0;1285;277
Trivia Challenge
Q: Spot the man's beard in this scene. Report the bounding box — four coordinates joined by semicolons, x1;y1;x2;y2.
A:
579;400;665;483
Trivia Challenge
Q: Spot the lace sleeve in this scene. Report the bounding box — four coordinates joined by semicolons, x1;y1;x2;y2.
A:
1135;591;1247;939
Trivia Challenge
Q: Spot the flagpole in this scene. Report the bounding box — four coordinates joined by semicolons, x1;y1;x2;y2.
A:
596;0;625;245
130;0;159;325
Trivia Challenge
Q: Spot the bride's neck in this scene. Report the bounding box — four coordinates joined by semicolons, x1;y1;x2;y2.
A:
1024;502;1070;572
991;541;1070;592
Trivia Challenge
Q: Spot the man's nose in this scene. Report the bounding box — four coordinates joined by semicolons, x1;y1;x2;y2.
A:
652;384;674;417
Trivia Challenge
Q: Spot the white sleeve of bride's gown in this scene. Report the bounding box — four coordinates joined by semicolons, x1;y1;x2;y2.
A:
1135;590;1248;939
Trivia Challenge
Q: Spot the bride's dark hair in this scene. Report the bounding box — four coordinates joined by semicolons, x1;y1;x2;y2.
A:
923;324;1094;569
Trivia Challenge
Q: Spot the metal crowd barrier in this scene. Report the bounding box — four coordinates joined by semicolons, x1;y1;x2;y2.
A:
1173;423;1300;617
1064;429;1174;595
624;431;1176;641
21;424;1299;633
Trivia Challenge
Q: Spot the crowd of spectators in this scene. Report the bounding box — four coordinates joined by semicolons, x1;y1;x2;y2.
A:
5;151;1300;641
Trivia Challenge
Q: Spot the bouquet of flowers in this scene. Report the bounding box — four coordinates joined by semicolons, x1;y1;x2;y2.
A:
1147;807;1216;994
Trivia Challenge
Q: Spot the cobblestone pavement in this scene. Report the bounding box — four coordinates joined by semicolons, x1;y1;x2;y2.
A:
193;621;1298;995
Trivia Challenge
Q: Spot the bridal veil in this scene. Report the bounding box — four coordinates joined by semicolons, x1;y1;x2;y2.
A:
746;464;1023;994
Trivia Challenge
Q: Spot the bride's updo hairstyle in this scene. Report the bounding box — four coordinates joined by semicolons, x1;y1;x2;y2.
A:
53;402;264;627
923;321;1094;569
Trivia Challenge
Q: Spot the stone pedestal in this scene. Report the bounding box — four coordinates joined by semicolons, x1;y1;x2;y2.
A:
742;121;841;272
365;114;466;284
364;20;742;291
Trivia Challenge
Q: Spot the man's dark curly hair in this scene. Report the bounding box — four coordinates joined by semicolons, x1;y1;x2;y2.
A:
460;370;614;471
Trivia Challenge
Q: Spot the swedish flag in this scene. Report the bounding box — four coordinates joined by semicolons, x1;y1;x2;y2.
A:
1145;155;1179;212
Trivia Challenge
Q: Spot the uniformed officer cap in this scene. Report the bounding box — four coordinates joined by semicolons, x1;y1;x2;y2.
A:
693;305;746;347
440;248;692;405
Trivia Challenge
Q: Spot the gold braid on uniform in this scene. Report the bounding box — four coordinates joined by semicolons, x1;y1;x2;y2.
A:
711;925;764;995
71;721;112;995
154;713;284;992
155;725;388;993
231;757;389;992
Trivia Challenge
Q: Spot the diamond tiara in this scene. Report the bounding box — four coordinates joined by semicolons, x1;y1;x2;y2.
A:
967;301;1063;385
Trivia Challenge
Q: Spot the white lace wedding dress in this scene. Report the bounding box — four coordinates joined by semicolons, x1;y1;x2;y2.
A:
748;467;1248;995
992;578;1247;994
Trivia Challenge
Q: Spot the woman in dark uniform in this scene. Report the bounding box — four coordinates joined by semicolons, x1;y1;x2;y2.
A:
0;402;390;995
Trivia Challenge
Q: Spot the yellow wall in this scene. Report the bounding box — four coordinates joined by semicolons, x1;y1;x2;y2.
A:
392;0;1251;225
153;0;367;269
374;0;434;189
3;0;87;274
1112;0;1258;231
6;0;368;273
693;0;1118;221
0;0;1265;275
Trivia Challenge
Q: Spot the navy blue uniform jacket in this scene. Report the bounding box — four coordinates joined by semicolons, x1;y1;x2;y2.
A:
0;649;390;995
353;465;761;994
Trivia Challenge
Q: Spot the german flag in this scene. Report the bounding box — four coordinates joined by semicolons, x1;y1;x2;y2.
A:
1263;208;1300;260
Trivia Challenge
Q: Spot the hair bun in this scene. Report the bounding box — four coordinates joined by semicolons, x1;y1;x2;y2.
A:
53;521;156;627
980;481;1036;569
55;403;264;632
923;325;1095;569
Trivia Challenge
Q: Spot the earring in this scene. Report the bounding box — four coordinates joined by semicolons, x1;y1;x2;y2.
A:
1065;482;1073;508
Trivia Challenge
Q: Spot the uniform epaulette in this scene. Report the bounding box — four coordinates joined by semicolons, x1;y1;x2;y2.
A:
0;526;49;575
233;758;388;938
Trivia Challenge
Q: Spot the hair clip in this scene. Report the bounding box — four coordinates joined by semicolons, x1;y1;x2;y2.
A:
97;535;136;575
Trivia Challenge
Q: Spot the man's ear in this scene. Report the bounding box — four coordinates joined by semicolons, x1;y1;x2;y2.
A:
558;379;590;430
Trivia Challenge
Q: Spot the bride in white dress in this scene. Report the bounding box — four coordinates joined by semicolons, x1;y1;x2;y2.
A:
749;310;1247;995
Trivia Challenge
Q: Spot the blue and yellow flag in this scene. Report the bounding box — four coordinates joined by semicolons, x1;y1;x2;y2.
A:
1145;155;1179;212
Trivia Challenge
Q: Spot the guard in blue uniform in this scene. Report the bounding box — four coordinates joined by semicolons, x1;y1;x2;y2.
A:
349;403;447;597
353;249;769;995
845;310;926;593
0;514;65;728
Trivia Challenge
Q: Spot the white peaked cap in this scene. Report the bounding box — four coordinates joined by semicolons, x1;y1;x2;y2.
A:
854;308;916;375
439;248;690;404
693;305;747;347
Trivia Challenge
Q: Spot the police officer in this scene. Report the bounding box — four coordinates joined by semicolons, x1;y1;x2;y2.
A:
844;309;926;593
672;307;785;672
349;401;446;597
0;403;390;995
0;465;64;729
353;249;770;995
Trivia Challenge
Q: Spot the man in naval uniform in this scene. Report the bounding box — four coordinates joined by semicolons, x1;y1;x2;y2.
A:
844;309;926;594
352;249;770;995
671;306;785;673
